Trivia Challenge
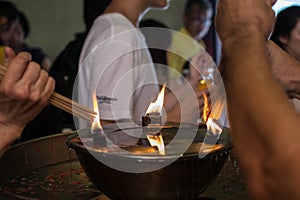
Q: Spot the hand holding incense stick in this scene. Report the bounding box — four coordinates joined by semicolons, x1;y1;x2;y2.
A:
0;64;96;123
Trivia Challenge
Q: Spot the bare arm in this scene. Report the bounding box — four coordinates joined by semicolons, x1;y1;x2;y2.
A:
216;0;300;199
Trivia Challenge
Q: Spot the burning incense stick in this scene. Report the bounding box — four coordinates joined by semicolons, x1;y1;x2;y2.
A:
0;64;96;123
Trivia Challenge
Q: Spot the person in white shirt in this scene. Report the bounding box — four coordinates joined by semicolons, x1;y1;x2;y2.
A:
77;0;208;128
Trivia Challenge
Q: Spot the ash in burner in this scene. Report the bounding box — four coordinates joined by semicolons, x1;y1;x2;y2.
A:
0;160;101;199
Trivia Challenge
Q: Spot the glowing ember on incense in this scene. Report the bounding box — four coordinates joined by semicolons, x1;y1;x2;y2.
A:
91;93;106;147
142;84;166;126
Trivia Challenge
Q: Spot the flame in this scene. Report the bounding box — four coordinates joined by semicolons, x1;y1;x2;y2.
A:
206;118;222;136
144;85;166;155
202;93;210;123
146;133;165;155
146;84;166;115
92;92;102;131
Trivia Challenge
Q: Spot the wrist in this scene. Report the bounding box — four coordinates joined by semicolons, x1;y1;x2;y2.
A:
0;123;24;148
221;28;266;58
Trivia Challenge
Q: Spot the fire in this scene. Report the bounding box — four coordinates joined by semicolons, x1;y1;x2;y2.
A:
92;92;102;131
202;93;210;123
147;133;165;155
144;85;166;155
200;84;220;135
146;84;166;115
206;118;222;136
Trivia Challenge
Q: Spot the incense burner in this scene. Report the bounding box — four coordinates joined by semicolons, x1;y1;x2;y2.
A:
66;122;231;200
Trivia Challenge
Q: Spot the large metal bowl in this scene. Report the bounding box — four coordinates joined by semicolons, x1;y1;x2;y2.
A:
66;123;231;200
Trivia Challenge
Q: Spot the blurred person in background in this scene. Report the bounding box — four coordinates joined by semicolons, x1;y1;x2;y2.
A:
271;6;300;62
139;19;171;86
21;0;112;140
270;6;300;113
167;0;213;78
78;0;210;128
0;1;51;71
11;11;51;71
0;0;19;47
139;18;211;123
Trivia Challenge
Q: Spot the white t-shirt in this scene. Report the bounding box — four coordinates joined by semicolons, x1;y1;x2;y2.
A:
77;13;159;128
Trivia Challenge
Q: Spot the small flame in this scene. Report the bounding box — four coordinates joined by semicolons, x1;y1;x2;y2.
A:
202;93;210;123
146;84;166;115
206;118;222;136
199;118;223;157
146;133;165;155
92;92;102;131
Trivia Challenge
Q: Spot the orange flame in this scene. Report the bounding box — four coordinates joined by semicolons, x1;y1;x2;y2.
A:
146;133;165;155
202;93;210;123
144;85;166;155
92;92;102;131
146;84;166;115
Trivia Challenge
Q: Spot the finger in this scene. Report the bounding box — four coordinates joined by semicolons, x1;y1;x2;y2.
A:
20;62;41;86
27;70;49;102
34;70;49;94
3;47;16;66
3;52;32;84
41;77;55;101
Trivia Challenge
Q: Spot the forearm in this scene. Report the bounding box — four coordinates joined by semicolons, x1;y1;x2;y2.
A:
0;123;24;157
222;31;300;198
223;30;297;142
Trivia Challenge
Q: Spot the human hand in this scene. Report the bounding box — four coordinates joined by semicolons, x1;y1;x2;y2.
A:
267;41;300;99
215;0;277;46
0;48;55;130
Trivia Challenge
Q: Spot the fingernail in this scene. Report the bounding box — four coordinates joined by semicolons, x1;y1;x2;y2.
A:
19;52;32;61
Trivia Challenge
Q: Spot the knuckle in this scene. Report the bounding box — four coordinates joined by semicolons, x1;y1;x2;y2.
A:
40;70;48;78
1;83;13;96
0;82;30;100
30;93;41;103
12;87;30;100
28;61;41;72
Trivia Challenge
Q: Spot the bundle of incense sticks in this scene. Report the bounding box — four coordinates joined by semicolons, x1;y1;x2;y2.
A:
0;64;96;123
